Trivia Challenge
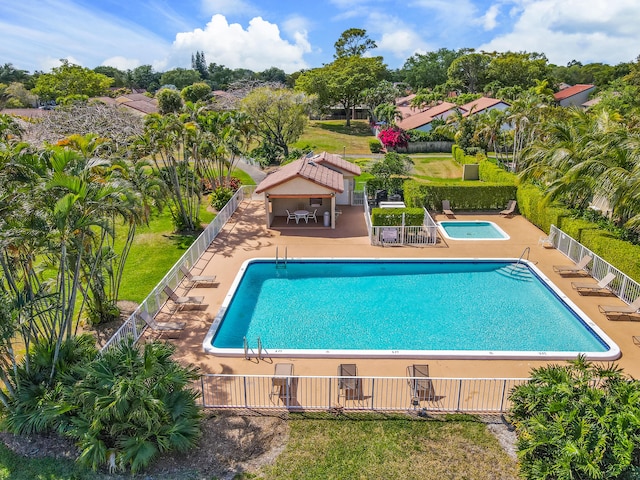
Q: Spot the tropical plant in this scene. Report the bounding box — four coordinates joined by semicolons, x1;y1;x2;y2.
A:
509;357;640;479
68;339;201;474
378;126;409;150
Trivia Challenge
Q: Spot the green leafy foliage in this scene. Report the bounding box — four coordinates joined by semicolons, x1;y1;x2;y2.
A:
370;208;423;226
509;358;640;479
369;138;383;153
33;60;113;102
68;340;201;474
404;180;516;210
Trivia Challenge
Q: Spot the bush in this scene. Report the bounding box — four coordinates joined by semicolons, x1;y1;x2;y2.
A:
370;208;423;226
369;138;383;153
509;358;640;479
378;126;409;149
403;180;517;210
210;186;234;211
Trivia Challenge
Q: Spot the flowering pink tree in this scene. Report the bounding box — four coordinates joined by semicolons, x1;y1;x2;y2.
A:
378;126;409;150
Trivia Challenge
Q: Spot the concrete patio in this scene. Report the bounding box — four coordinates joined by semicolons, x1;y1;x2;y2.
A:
154;200;640;381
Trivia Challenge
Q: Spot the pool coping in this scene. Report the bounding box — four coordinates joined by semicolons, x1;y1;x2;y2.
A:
202;257;621;361
437;220;510;241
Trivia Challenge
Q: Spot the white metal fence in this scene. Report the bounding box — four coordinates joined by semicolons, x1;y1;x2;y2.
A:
550;224;640;304
101;185;256;352
197;374;529;413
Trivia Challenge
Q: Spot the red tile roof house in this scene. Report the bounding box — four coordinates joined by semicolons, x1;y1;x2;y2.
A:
554;84;596;107
396;101;458;132
254;152;361;229
459;97;510;117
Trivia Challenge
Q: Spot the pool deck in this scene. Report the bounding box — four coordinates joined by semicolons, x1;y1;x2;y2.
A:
155;201;640;380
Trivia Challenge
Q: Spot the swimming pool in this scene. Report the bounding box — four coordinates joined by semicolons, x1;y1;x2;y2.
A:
203;258;619;360
438;221;509;240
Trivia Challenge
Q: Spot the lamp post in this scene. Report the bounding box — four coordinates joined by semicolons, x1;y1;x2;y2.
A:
343;146;346;158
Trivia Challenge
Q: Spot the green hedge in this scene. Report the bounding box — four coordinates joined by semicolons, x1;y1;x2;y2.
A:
370;207;424;226
582;230;640;283
404;181;517;210
479;161;517;184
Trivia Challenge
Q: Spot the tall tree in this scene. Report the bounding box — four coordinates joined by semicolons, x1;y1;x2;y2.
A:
296;56;387;126
33;60;113;102
334;28;377;59
401;48;463;90
241;87;311;161
447;52;491;93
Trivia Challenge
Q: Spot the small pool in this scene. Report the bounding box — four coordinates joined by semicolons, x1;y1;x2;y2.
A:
438;221;509;240
203;259;619;360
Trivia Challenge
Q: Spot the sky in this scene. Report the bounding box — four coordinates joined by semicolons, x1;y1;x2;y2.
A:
1;0;640;75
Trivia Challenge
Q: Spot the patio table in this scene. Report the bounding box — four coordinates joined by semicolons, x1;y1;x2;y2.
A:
294;210;309;223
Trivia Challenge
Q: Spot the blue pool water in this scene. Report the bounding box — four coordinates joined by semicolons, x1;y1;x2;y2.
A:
438;221;509;240
204;259;618;359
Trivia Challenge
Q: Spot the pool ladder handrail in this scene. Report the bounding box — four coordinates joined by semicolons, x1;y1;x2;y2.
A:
515;246;530;268
275;246;288;269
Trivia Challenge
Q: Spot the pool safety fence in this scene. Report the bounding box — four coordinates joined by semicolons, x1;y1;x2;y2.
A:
364;186;438;247
550;224;640;304
196;374;529;414
101;185;256;352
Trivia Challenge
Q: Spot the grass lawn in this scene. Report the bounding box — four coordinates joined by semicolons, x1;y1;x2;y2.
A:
293;120;375;155
260;414;517;480
410;154;463;182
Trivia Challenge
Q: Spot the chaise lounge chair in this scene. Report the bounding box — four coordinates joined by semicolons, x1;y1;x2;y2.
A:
139;310;185;337
538;231;556;249
338;364;363;402
499;200;517;217
180;265;217;287
598;296;640;319
407;364;436;403
552;255;593;276
163;286;204;308
571;272;616;295
442;200;455;218
270;363;295;404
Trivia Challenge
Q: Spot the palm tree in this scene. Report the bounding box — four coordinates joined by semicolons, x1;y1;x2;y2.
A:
374;103;403;127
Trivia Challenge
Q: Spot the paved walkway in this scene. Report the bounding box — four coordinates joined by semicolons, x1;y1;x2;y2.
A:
159;201;640;381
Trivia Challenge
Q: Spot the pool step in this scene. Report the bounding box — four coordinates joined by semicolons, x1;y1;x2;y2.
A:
496;264;534;282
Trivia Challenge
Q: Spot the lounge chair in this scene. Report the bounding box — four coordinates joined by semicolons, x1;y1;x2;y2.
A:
286;209;297;224
407;364;436;402
338;364;362;402
163;286;204;307
270;363;295;404
139;310;185;337
598;297;640;319
538;231;556;249
499;200;517;217
552;255;592;276
180;265;217;286
571;272;616;295
442;200;455;218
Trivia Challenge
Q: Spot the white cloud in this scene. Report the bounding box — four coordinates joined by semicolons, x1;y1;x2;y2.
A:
169;15;310;73
479;0;640;64
364;12;429;61
481;4;501;31
0;0;170;72
102;56;141;71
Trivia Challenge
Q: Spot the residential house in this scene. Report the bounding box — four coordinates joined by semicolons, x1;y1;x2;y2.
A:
554;84;596;107
396;101;458;132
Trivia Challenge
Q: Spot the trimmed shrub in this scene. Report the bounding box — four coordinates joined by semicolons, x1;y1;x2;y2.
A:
479;161;517;184
403;180;517;211
369;138;383;153
371;207;424;226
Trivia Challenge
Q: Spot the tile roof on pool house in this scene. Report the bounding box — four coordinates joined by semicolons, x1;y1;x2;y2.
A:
254;152;360;194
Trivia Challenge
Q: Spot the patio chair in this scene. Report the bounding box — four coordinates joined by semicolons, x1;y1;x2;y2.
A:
442;200;455;218
499;200;517;217
163;286;204;308
307;209;318;223
180;266;217;287
598;296;640;319
338;364;362;402
139;310;185;337
286;209;297;224
538;231;556;249
571;272;616;295
407;364;437;404
270;363;295;404
552;255;592;276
